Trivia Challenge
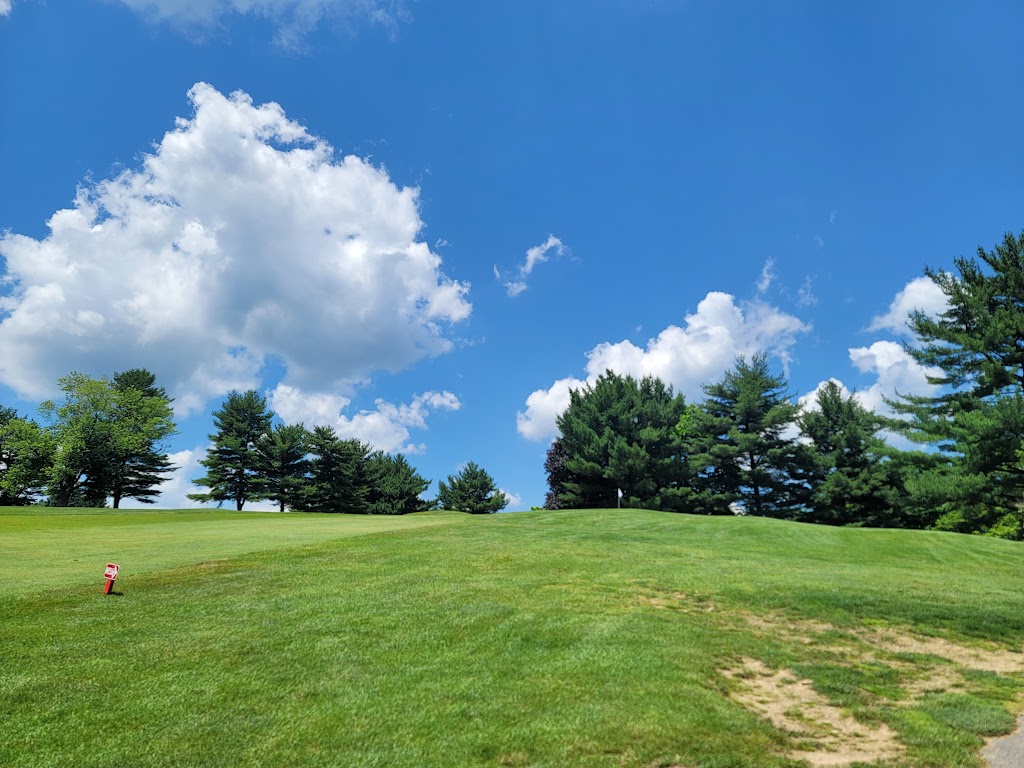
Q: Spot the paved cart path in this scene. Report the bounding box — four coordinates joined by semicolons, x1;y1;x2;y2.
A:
985;715;1024;768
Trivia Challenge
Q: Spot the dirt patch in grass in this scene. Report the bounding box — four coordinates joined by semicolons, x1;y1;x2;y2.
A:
741;611;1024;676
724;613;1024;766
860;628;1024;675
637;588;718;614
724;658;903;767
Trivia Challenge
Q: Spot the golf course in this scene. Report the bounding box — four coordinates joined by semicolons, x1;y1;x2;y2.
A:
2;506;1022;768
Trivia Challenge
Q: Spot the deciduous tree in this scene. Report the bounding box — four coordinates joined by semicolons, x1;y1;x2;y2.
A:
0;407;53;505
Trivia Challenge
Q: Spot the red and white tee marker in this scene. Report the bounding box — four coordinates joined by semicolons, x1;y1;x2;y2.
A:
103;563;120;594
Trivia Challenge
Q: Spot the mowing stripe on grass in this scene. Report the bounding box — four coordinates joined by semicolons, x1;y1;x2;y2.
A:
0;508;465;597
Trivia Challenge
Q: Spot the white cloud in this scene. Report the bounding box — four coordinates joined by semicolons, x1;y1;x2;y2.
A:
848;340;941;416
499;489;522;510
268;384;460;454
0;83;470;413
756;257;775;294
517;291;810;441
867;276;947;335
797;378;852;413
0;1;11;17
114;0;408;46
495;234;567;298
797;276;818;308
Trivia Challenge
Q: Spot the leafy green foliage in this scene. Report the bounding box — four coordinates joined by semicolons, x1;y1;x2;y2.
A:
104;369;176;507
39;373;120;507
543;437;571;510
0;407;52;505
799;381;908;527
189;389;273;511
436;461;508;513
684;354;813;517
889;231;1024;538
35;370;176;508
554;371;690;511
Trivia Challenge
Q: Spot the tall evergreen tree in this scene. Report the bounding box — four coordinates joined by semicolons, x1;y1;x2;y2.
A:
684;354;813;518
554;371;690;511
799;381;907;527
302;426;370;513
189;389;273;510
258;422;310;512
364;452;430;515
436;461;508;514
889;231;1024;538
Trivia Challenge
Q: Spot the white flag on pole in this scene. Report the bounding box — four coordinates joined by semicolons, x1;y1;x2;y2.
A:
617;488;623;498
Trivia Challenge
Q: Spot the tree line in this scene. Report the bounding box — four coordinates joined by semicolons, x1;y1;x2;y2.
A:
545;231;1024;541
186;389;508;514
0;377;508;515
0;369;175;507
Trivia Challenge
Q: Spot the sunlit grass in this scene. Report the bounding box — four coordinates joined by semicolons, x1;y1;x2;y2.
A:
2;507;1021;767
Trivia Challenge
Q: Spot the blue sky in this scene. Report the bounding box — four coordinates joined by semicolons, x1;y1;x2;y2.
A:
3;1;1024;509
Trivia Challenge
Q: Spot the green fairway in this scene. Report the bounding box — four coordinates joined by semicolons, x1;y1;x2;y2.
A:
2;508;1022;767
0;507;463;596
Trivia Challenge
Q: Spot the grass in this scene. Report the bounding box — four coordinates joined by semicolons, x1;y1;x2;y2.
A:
1;507;1022;767
0;507;462;595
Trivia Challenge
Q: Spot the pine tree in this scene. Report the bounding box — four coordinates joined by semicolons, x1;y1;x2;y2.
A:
436;461;508;514
889;231;1024;537
554;371;690;511
799;381;906;527
189;390;273;511
302;426;370;513
364;452;430;515
258;422;309;512
684;354;813;518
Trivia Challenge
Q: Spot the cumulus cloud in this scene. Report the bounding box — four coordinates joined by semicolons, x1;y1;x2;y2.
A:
517;292;810;441
499;489;522;510
268;384;460;454
867;276;948;335
114;0;408;46
796;377;852;412
0;83;470;413
0;1;11;17
494;234;568;298
848;340;941;416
